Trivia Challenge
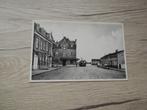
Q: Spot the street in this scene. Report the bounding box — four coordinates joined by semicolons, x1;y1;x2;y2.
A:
32;64;126;80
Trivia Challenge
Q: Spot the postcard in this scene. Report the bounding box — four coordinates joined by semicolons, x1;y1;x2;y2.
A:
30;20;127;82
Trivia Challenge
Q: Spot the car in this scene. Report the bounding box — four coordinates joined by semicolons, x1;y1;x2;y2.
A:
79;60;86;67
97;63;100;67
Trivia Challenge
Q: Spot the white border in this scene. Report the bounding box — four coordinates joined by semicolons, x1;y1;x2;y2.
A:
30;20;128;82
30;21;35;81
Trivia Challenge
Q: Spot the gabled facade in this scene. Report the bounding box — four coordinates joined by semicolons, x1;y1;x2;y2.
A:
53;37;77;66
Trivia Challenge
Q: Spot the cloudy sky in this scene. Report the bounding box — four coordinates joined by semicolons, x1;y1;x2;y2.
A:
35;21;125;62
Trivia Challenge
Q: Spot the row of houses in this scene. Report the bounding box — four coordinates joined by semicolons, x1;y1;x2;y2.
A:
91;50;125;69
32;23;77;70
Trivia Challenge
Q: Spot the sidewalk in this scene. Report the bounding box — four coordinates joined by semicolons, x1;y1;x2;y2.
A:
32;67;61;76
103;67;125;72
97;66;125;72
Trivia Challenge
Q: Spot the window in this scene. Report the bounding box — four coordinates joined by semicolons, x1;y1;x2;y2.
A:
40;40;43;50
46;42;48;51
63;52;66;57
56;52;58;56
43;41;45;50
39;55;42;65
35;37;39;49
46;55;48;61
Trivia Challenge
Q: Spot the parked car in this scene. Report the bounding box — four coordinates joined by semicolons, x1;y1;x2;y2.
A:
97;62;101;67
79;60;86;67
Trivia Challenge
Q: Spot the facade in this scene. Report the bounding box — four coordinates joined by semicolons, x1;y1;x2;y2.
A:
53;37;77;66
100;50;125;69
32;23;55;70
117;50;125;69
100;52;118;68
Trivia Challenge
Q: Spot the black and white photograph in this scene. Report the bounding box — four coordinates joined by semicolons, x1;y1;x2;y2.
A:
31;20;127;81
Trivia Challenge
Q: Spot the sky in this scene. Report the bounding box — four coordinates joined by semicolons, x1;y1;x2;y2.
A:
35;21;125;62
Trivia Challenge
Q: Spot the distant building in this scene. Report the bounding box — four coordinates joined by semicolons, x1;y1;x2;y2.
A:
32;23;55;70
100;50;125;69
101;51;118;68
91;59;100;65
53;37;77;66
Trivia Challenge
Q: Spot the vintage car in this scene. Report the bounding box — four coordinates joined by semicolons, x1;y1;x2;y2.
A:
79;60;86;67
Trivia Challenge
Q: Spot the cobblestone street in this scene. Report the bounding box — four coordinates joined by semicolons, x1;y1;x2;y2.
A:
32;64;126;80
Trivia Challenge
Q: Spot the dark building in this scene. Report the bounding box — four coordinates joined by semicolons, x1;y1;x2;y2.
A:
53;37;77;66
91;59;100;65
32;23;55;70
100;50;125;69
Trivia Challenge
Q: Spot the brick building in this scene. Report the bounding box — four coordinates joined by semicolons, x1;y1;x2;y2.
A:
32;23;55;70
53;37;77;66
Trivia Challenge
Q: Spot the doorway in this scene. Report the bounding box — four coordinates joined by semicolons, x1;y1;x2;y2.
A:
33;54;38;69
62;60;66;66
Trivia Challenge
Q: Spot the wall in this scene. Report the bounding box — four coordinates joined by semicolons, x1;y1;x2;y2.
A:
55;49;76;58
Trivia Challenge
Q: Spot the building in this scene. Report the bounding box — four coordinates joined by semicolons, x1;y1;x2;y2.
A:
100;50;125;69
100;52;118;68
53;37;77;66
91;59;100;65
117;50;125;69
32;23;55;70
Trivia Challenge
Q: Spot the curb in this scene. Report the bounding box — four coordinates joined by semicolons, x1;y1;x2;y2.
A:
32;67;61;76
108;67;125;72
98;66;125;72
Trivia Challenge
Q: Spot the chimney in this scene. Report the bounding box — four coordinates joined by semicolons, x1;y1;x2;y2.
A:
75;39;77;42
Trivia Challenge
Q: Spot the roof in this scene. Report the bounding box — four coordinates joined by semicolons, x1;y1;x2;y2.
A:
58;36;76;44
101;50;124;59
55;36;76;49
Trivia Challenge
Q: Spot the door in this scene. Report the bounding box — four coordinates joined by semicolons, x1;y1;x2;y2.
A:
33;54;38;69
62;60;66;66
